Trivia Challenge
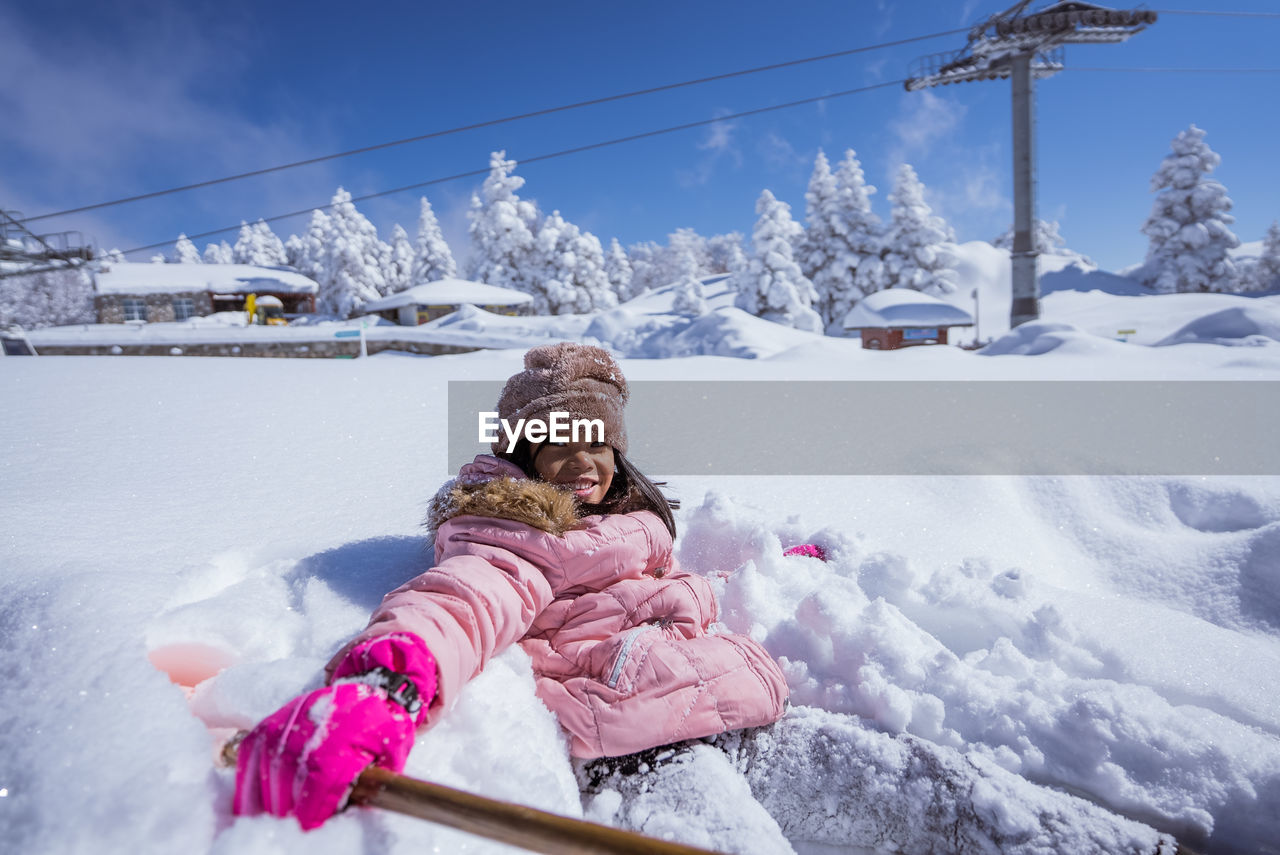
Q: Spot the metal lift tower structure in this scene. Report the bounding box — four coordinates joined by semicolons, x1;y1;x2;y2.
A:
0;208;97;280
905;2;1156;328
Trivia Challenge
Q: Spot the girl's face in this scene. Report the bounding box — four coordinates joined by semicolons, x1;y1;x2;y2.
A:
533;440;615;504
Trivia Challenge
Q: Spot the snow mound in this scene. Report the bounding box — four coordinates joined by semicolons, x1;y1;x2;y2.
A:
677;490;1280;852
586;306;818;359
417;302;595;345
978;321;1119;356
1154;304;1280;347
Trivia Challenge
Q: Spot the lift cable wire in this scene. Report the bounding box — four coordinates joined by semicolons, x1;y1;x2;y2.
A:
1148;9;1280;19
113;60;1280;259
116;78;908;257
1070;66;1280;72
17;28;969;227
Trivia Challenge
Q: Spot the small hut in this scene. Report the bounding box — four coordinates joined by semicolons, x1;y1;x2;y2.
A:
361;278;534;325
842;289;974;349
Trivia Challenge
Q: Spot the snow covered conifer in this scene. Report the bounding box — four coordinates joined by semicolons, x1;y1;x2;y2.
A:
231;221;257;265
624;241;665;298
202;241;232;264
1140;125;1239;293
669;228;710;275
1242;220;1280;292
669;240;708;317
411;197;457;284
172;234;202;264
232;220;287;266
0;268;95;329
254;221;287;266
734;189;822;331
707;232;747;276
531;211;617;314
627;230;713;299
318;188;386;316
288;209;331;285
801;149;882;333
604;238;633;301
862;164;958;296
384;224;415;295
466;151;540;299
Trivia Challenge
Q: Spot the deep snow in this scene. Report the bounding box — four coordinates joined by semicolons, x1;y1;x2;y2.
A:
2;284;1280;855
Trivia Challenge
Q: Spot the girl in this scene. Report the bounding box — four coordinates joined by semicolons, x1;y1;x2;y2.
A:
233;342;1176;855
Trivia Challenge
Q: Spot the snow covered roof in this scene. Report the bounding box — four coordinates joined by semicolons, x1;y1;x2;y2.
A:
842;288;974;329
94;262;318;296
361;278;533;313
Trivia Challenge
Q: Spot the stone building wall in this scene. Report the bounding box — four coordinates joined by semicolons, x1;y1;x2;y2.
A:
95;292;213;324
27;338;481;358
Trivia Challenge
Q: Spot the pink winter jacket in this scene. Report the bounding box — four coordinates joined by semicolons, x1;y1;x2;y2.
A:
329;455;789;759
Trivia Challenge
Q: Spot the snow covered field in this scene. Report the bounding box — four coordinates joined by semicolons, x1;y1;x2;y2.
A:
3;290;1280;854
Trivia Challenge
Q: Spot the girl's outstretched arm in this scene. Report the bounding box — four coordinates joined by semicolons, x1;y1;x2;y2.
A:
329;516;561;727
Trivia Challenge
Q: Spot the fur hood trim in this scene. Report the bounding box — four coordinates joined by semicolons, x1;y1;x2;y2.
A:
426;476;579;537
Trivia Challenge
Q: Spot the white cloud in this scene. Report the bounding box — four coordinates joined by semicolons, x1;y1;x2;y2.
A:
914;150;1013;243
758;132;808;172
698;120;736;156
678;112;742;187
0;5;340;253
889;90;967;165
873;0;896;37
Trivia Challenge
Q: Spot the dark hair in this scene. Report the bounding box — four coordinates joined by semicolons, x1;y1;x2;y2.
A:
501;440;679;538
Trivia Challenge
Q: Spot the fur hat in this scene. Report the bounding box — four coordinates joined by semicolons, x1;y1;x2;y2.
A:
494;342;629;454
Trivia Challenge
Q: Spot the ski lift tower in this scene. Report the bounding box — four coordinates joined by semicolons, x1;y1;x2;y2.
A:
905;2;1156;328
1;209;98;279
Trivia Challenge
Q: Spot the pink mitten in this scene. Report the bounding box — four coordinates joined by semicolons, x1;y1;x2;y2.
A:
233;634;437;829
783;543;827;561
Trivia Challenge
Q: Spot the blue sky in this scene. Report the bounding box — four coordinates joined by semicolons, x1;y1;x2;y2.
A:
2;0;1277;274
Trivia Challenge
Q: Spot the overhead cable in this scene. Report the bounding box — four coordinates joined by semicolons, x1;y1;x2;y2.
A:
1148;9;1280;18
1070;66;1280;72
117;79;907;256
19;28;967;225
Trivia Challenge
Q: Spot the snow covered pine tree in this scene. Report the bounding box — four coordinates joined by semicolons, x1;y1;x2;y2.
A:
172;233;203;264
800;149;881;334
1140;125;1240;294
859;164;958;298
734;190;822;332
411;196;458;285
466;151;541;307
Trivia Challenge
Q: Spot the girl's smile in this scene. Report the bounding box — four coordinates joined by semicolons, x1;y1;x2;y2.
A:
533;440;615;504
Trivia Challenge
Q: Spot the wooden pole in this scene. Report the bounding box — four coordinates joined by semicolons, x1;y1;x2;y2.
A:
351;766;724;855
223;735;725;855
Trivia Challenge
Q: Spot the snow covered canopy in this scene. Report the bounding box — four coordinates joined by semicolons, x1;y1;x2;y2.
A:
360;278;533;313
843;288;974;330
94;262;318;296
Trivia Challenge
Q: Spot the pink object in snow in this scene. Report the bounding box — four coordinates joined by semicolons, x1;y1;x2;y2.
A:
783;544;827;562
233;634;437;830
